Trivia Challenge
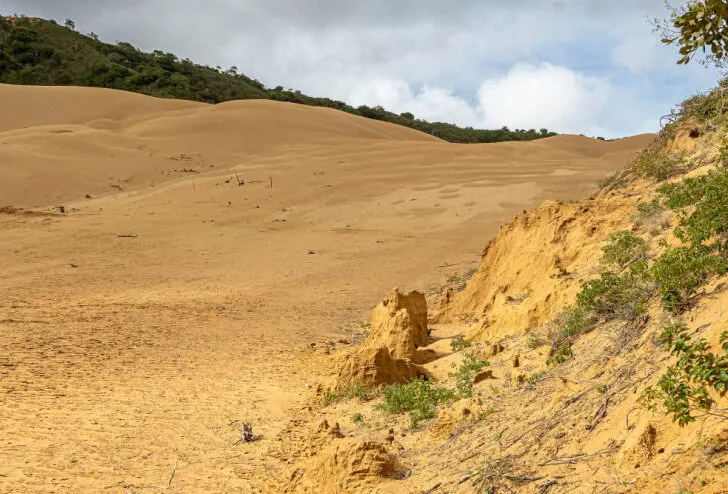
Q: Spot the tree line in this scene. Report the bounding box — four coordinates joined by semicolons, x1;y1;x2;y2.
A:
0;15;557;143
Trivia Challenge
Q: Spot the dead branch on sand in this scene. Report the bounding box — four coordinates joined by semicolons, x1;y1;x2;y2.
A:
230;420;263;445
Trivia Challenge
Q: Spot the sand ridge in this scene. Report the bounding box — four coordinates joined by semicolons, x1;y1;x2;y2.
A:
0;84;652;492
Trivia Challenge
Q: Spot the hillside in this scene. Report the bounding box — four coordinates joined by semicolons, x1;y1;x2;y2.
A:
0;84;651;492
260;82;728;493
0;14;560;144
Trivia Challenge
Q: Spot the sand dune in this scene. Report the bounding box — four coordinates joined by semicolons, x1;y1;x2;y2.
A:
0;84;652;491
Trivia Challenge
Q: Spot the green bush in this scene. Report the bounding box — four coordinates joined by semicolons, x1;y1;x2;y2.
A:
561;304;591;337
652;245;728;312
377;379;454;429
651;168;728;312
576;265;652;321
602;231;649;269
450;338;472;352
659;168;728;249
547;343;573;365
450;351;490;398
642;324;728;425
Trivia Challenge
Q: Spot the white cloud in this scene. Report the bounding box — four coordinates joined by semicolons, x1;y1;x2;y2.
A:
326;64;615;136
476;63;613;135
344;79;479;126
0;0;721;137
611;34;674;73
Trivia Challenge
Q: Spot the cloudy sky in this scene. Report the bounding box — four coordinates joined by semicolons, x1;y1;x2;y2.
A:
0;0;721;137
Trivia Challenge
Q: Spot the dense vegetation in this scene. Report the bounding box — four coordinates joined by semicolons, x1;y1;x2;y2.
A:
556;73;728;425
0;15;558;144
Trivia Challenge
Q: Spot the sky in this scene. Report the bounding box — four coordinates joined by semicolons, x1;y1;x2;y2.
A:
0;0;722;138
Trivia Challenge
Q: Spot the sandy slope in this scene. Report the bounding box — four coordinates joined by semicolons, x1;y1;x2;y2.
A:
0;84;652;492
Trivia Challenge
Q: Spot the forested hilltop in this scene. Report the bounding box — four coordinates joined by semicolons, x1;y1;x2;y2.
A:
0;15;558;143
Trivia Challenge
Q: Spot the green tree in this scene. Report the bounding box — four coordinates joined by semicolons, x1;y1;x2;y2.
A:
656;1;728;65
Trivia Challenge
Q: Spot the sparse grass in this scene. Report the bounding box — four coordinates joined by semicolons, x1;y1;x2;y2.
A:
633;199;671;236
351;413;363;424
526;371;547;386
377;379;454;429
322;392;340;406
446;273;463;284
450;337;472;352
526;333;548;349
598;170;630;190
633;149;687;182
341;382;373;402
476;407;495;421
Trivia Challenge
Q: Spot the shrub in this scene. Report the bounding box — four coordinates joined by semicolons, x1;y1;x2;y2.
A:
450;351;490;398
377;379;454;429
576;265;652;321
351;413;364;424
652;245;728;312
450;338;472;352
659;168;728;249
633;150;686;181
547;343;573;365
602;231;649;269
598;170;629;190
641;324;728;425
651;168;728;311
561;304;591;337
